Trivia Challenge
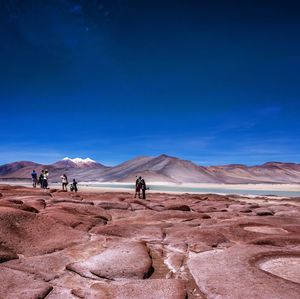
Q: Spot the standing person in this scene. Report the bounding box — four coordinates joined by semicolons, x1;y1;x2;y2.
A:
141;178;147;200
134;176;142;198
31;170;38;188
43;169;49;189
61;174;68;191
70;179;78;192
38;170;44;189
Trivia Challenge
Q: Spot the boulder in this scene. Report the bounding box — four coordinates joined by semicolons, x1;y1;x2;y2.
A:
0;206;88;256
67;241;153;280
254;208;274;216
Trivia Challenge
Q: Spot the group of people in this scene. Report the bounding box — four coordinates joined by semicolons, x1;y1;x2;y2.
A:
32;170;147;196
31;169;49;189
60;174;78;192
135;176;148;199
31;170;78;192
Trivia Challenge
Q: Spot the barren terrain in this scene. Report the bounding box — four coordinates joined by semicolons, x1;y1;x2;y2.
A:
0;184;299;298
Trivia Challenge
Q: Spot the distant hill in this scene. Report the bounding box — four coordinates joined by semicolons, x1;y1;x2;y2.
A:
0;155;300;184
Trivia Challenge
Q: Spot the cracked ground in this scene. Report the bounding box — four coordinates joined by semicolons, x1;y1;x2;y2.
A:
0;184;300;298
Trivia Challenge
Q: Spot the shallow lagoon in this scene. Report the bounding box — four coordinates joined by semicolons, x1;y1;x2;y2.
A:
81;183;300;197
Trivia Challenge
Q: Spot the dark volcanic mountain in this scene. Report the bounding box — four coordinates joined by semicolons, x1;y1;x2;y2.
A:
104;155;220;183
0;158;107;183
0;161;40;176
207;162;300;183
0;155;300;184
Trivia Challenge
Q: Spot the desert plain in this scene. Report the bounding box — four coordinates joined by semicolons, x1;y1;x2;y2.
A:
0;184;299;299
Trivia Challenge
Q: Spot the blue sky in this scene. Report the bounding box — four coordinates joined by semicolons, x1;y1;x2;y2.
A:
0;0;299;166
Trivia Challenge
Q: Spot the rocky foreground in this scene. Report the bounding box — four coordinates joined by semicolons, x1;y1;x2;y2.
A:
0;185;299;299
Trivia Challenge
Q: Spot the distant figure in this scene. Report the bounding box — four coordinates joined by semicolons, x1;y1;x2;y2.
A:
134;176;142;198
61;174;68;191
38;170;44;188
141;178;147;199
43;169;49;189
70;179;78;192
31;170;37;188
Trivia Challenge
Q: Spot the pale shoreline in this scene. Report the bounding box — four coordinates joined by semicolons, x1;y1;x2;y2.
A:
79;181;300;192
2;181;300;197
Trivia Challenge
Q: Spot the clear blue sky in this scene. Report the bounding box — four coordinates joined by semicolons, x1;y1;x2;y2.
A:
0;0;299;166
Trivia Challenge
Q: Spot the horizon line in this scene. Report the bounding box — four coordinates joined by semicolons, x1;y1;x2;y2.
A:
1;154;299;168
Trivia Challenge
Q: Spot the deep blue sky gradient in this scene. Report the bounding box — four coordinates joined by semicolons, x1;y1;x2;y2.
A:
0;0;299;165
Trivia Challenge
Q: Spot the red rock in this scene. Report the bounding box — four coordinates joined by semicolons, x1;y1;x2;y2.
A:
0;267;52;298
250;236;300;246
0;244;18;262
0;185;299;298
188;245;300;298
166;204;191;211
275;210;300;217
91;223;164;242
0;199;39;213
46;287;74;299
228;203;252;213
67;241;152;280
254;208;274;216
0;206;88;256
165;226;229;248
97;201;130;210
43;202;111;231
75;279;187;299
4;251;72;281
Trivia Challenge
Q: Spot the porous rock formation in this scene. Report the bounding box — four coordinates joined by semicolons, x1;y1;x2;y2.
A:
0;184;299;298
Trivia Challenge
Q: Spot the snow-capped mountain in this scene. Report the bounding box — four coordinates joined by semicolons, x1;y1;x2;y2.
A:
52;157;102;169
0;155;300;183
62;157;96;164
63;157;97;167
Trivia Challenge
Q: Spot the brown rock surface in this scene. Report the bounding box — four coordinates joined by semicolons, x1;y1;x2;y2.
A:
0;206;88;256
0;267;52;299
76;279;187;299
0;184;299;298
67;240;153;280
0;244;18;262
188;245;300;298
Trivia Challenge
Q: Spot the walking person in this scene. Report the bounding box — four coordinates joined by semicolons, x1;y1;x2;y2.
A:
61;174;68;191
31;170;38;188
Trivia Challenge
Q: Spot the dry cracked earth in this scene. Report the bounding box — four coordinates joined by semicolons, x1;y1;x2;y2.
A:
0;184;300;299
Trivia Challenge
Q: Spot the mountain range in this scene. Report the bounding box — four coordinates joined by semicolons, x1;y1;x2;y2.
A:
0;155;300;184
